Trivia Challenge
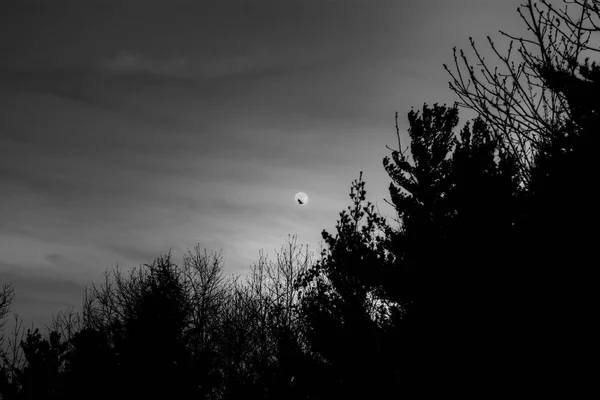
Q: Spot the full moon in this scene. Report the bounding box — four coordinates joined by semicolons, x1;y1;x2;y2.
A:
295;192;308;205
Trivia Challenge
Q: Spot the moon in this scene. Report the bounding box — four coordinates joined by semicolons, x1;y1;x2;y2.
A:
295;192;308;205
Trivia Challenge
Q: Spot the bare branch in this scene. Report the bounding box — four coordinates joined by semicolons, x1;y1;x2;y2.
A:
445;0;598;186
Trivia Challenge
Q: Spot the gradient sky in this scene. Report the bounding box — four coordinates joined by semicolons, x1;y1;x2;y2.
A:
0;0;525;333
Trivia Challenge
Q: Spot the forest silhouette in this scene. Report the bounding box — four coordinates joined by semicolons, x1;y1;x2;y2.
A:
1;1;597;398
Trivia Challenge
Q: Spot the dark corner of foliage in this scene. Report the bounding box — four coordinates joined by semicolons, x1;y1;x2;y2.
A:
1;1;598;398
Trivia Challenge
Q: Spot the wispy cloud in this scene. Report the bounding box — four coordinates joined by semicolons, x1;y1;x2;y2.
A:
103;51;191;77
101;47;332;84
0;67;193;126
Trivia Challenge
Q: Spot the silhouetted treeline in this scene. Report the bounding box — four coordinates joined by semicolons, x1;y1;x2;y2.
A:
1;0;597;398
1;240;317;400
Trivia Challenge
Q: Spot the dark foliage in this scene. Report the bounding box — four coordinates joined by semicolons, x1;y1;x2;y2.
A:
294;171;405;398
445;0;599;393
17;329;67;400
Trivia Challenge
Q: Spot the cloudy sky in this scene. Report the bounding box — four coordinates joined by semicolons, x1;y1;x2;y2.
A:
0;0;525;332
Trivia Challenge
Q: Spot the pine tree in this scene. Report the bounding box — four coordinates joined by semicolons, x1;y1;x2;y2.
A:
295;172;404;398
382;103;522;393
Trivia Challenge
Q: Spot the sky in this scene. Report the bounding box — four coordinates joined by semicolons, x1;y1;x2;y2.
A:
0;0;526;333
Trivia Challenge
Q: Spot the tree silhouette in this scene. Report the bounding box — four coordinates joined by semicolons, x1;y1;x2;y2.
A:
53;239;318;400
179;247;230;399
60;327;116;400
16;328;67;400
76;252;201;399
215;235;316;400
0;286;27;400
445;0;576;183
0;283;17;400
0;284;14;335
249;235;316;400
377;103;523;393
382;105;459;391
295;172;405;398
445;0;598;393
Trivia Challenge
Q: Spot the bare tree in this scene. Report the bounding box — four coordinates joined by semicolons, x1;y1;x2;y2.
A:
444;0;600;184
80;265;130;341
0;283;19;389
207;235;319;397
0;314;26;388
244;234;318;359
0;283;15;334
47;305;82;356
181;247;229;350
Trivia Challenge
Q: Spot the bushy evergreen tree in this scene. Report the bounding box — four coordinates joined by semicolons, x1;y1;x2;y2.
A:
295;171;405;398
16;329;67;400
380;103;521;393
